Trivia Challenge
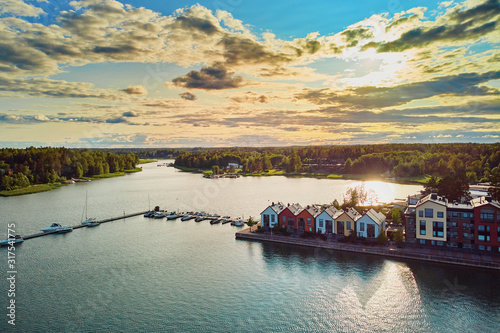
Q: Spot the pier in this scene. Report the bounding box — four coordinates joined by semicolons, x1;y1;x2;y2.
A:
21;211;148;241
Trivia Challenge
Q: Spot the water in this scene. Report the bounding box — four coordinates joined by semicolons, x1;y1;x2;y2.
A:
1;161;499;332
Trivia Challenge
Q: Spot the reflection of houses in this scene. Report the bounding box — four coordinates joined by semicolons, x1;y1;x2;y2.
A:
316;206;339;234
472;196;500;252
357;208;386;238
260;202;285;229
278;203;302;231
335;208;361;237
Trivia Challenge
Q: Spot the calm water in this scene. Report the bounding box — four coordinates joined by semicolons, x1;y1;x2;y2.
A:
1;161;499;332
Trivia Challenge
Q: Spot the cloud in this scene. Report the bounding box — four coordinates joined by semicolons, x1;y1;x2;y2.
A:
367;0;500;52
122;111;138;117
180;92;197;101
0;76;120;99
230;92;269;104
0;0;45;17
171;63;244;90
121;85;147;95
295;71;500;109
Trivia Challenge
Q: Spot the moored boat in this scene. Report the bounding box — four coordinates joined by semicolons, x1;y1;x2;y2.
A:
56;226;73;233
210;219;221;225
0;235;24;247
166;212;180;220
41;223;63;233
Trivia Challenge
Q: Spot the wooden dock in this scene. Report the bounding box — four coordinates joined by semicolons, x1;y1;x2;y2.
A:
22;211;148;241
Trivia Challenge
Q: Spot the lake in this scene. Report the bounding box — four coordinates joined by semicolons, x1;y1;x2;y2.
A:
1;161;499;332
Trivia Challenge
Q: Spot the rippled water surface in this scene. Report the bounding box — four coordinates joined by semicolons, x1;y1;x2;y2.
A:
1;162;499;332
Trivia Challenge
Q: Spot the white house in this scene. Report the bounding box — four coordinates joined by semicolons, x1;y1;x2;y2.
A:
226;162;242;170
356;208;386;238
260;202;285;228
316;206;339;234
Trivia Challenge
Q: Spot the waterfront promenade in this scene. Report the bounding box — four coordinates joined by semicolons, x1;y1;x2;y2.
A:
236;228;500;270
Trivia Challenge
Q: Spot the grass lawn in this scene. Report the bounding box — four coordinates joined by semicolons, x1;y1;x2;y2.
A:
0;183;64;197
138;159;157;164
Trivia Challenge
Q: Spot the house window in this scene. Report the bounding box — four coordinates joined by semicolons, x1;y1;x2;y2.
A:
450;222;457;227
437;212;444;218
420;239;426;244
437;241;444;246
346;221;351;230
307;218;311;226
420;220;426;235
463;233;468;237
433;222;444;237
282;216;286;223
271;215;275;222
319;219;324;228
419;210;423;217
360;223;365;231
431;240;435;245
480;209;494;221
425;208;433;218
478;245;485;250
478;225;490;242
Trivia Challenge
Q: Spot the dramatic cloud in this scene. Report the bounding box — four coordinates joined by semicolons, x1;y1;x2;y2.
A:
180;92;197;101
171;64;244;90
121;85;147;95
295;71;500;108
0;0;44;17
366;0;500;52
122;111;138;117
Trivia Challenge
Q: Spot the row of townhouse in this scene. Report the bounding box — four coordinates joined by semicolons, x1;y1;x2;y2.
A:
260;202;386;238
405;193;500;252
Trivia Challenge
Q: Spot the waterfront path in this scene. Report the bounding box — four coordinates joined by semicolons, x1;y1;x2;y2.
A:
236;228;500;270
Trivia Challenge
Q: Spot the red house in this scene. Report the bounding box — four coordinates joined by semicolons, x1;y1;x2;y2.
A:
278;203;302;231
471;197;500;252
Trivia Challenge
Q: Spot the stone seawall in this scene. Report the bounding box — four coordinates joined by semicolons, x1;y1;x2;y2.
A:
236;229;500;270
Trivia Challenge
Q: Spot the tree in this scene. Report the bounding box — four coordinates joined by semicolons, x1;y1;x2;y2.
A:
342;183;378;208
332;199;341;210
488;168;500;201
390;208;402;224
228;165;236;174
436;172;471;202
376;228;388;245
212;165;220;175
247;216;255;231
393;227;405;247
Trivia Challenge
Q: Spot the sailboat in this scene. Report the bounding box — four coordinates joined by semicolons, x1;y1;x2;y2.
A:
81;192;100;227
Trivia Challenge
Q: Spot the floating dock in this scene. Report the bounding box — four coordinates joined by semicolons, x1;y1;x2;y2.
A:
21;211;148;241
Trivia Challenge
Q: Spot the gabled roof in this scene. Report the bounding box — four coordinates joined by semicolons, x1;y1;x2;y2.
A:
260;202;286;215
363;208;386;225
281;203;303;215
305;204;322;218
345;207;362;221
416;193;447;207
471;196;500;210
320;206;339;219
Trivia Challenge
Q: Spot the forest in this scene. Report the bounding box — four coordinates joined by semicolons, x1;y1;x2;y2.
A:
0;147;138;191
173;143;500;184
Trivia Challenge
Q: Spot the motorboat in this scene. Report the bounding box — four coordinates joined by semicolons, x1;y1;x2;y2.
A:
234;220;244;227
56;226;73;233
41;223;63;233
0;235;24;247
166;212;180;220
194;216;205;222
153;212;166;218
144;210;153;217
210;219;221;225
181;215;195;221
82;218;100;227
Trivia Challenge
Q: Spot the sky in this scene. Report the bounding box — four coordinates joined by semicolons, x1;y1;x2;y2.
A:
0;0;499;148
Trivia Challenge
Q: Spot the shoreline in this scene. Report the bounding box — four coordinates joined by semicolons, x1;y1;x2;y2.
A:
235;228;500;270
0;168;142;197
173;165;427;186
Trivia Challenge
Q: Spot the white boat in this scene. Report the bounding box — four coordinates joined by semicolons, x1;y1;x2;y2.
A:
0;235;24;247
56;226;73;233
81;192;99;227
153;212;166;218
234;220;244;227
82;217;99;227
166;212;180;220
41;223;63;233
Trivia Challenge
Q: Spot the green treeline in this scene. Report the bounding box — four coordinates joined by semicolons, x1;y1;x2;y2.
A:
173;143;500;182
0;147;138;191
